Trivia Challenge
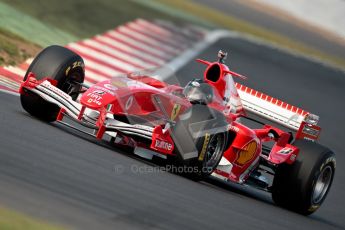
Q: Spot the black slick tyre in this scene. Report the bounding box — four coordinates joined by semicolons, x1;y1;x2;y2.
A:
272;139;336;215
20;45;84;121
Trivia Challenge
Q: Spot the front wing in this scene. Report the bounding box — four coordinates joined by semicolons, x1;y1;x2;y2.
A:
19;77;183;160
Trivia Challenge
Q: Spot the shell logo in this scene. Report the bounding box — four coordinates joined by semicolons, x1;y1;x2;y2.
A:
235;140;258;166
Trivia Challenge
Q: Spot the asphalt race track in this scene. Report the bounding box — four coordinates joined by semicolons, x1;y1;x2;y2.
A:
1;37;345;230
194;0;345;59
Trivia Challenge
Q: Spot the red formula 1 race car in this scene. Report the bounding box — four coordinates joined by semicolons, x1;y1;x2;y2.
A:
20;46;335;215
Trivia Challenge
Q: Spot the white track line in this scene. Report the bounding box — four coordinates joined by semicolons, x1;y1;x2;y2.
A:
81;39;155;69
0;88;19;96
156;31;233;80
94;35;166;65
82;58;122;76
84;69;110;82
67;43;138;72
127;22;186;49
4;66;26;77
117;26;183;54
25;58;34;65
0;76;20;89
107;31;172;59
136;19;173;36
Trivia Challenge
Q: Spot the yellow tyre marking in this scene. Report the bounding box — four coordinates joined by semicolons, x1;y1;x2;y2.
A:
199;133;210;161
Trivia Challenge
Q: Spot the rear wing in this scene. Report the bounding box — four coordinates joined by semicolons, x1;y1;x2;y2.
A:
235;83;321;140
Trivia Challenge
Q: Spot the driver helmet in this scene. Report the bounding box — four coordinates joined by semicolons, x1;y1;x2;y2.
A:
183;79;214;104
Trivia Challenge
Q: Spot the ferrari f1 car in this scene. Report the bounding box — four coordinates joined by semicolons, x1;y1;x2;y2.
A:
19;46;335;215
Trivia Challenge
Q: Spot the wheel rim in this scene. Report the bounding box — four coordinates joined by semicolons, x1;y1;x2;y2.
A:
312;165;333;204
203;133;225;172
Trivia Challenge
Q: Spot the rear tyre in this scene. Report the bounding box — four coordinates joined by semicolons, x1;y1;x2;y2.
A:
272;139;336;215
172;104;228;179
20;45;85;121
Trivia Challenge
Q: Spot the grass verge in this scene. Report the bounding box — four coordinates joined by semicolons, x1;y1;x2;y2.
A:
0;206;66;230
0;28;41;66
0;0;187;39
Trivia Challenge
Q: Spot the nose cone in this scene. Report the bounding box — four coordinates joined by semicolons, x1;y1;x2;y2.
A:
80;88;116;110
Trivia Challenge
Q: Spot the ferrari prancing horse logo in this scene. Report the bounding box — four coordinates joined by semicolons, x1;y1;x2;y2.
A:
170;104;181;121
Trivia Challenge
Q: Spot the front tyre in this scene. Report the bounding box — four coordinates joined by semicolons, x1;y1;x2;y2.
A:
20;45;84;121
272;139;336;215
